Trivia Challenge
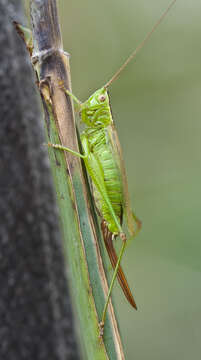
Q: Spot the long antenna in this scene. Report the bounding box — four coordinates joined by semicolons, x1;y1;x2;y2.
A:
104;0;176;89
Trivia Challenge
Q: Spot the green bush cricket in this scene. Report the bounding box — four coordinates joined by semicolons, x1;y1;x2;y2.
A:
49;0;176;336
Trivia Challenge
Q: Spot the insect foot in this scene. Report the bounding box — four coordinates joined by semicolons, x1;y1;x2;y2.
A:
44;142;55;149
98;321;105;340
58;80;65;90
46;142;62;150
120;232;126;242
43;142;54;149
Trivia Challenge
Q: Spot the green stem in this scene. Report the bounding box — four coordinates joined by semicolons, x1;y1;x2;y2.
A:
29;0;125;359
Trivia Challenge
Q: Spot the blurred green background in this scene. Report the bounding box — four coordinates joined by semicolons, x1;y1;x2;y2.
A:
26;0;201;358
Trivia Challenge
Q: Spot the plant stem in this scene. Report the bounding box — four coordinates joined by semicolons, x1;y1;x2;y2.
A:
29;0;125;358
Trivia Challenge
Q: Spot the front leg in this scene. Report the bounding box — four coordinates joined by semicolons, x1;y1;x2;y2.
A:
58;81;82;113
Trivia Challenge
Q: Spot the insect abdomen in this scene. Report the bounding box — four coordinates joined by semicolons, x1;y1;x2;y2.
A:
86;127;123;233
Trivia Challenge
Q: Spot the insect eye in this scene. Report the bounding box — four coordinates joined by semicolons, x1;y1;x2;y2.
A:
99;95;106;102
